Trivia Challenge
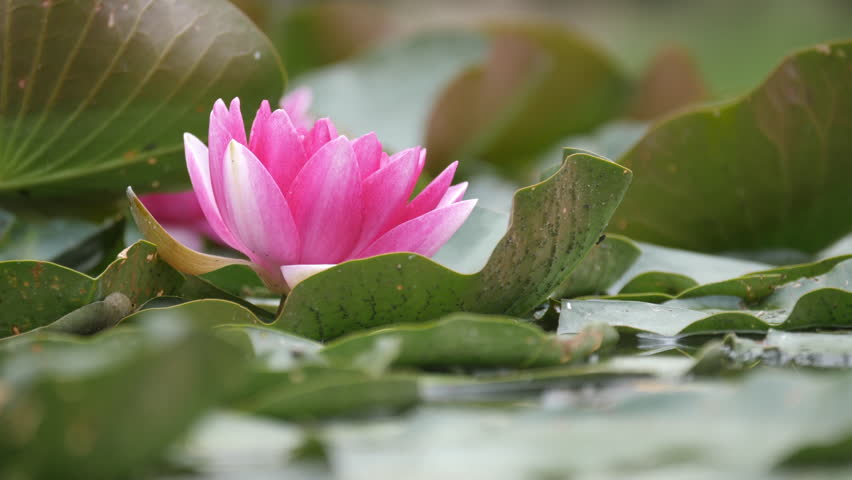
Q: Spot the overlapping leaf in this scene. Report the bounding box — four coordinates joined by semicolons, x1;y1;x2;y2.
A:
560;257;852;336
0;241;266;338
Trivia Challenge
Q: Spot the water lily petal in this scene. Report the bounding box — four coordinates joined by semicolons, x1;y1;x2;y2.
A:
249;103;308;193
438;181;469;208
220;140;301;267
184;133;242;250
352;146;422;254
288;136;363;263
140;191;204;224
281;263;335;289
355;199;477;259
352;132;383;179
208;99;247;222
248;100;272;150
302;117;338;159
402;161;459;222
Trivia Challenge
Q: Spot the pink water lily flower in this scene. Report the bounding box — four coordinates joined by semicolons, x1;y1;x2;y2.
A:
140;89;316;249
175;96;475;290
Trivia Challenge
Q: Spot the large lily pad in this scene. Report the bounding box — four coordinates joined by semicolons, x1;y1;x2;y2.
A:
0;0;284;201
611;41;852;253
276;151;632;340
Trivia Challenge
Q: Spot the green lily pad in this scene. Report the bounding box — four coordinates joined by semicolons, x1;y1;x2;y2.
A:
608;241;772;294
618;271;699;296
0;241;267;338
560;258;852;337
276;151;632;340
0;0;284;202
552;234;641;299
611;41;852;253
321;313;565;370
231;366;419;421
0;318;247;480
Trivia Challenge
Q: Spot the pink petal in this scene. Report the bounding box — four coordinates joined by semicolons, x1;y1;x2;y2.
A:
184;133;243;250
280;87;313;130
219;140;301;267
352;147;423;254
208;98;247;223
355;199;477;259
249;104;308;193
161;224;206;251
280;263;335;289
287;136;363;264
352;132;383;179
248;100;272;151
140;191;204;224
302;118;338;158
402;161;459;222
438;182;468;208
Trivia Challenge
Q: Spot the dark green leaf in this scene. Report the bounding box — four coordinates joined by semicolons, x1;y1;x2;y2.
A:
0;0;285;202
611;41;852;253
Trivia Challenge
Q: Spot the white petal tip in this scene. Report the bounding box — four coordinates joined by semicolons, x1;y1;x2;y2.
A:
281;264;336;289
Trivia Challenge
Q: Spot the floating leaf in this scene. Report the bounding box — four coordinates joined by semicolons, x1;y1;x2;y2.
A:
560;258;852;337
608;241;772;294
0;241;266;338
611;41;852;253
232;366;419;420
0;0;284;202
552;234;641;299
321;313;564;370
